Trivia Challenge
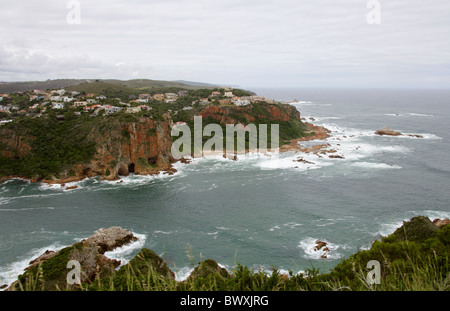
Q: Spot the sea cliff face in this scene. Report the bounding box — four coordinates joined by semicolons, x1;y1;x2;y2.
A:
0;116;175;183
198;103;300;125
0;103;307;183
77;117;175;182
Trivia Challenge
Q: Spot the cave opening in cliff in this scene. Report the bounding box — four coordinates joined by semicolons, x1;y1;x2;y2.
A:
128;163;135;174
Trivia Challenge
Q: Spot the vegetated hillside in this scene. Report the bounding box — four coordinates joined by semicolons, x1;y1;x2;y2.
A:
0;113;174;182
0;79;91;93
0;101;308;181
0;79;217;94
67;81;139;101
104;79;218;90
174;102;308;146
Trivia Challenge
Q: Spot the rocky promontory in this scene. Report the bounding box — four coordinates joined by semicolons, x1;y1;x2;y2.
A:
5;216;448;291
6;227;138;291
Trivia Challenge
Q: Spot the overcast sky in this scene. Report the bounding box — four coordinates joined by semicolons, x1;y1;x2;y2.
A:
1;0;449;88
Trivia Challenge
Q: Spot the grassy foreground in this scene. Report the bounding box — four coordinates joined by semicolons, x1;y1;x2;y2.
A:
10;216;450;291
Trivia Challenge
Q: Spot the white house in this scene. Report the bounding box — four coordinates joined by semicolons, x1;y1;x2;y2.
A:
50;96;62;102
0;120;13;126
104;106;123;115
126;107;141;113
224;91;234;98
52;102;65;109
55;89;66;96
137;105;151;111
72;101;88;107
164;93;178;103
62;96;75;103
235;99;251;106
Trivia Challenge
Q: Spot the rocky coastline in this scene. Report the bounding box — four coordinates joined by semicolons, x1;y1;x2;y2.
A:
3;215;449;291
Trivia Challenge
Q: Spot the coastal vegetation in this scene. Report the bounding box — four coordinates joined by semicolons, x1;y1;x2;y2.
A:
0;80;308;182
6;216;449;291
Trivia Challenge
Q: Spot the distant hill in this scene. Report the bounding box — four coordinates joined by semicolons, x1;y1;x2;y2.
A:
105;79;217;90
0;79;218;94
173;80;218;87
0;79;91;93
67;81;139;100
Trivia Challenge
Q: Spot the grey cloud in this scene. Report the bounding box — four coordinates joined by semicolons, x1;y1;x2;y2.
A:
0;0;449;88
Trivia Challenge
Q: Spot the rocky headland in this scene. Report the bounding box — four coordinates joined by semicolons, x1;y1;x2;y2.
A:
0;102;310;185
4;215;449;291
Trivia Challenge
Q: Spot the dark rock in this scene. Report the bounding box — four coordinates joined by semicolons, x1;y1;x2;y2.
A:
83;227;137;254
375;127;402;136
314;240;327;251
7;227;137;291
433;218;450;228
329;154;345;159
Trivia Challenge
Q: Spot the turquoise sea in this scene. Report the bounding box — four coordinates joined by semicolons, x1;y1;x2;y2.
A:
1;88;449;287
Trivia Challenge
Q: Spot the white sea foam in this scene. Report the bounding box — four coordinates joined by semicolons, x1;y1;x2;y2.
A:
385;113;434;117
415;210;450;221
174;266;195;282
0;242;68;290
298;237;345;260
377;220;406;237
0;206;56;212
269;225;281;232
103;232;147;267
0;197;11;205
352;162;402;170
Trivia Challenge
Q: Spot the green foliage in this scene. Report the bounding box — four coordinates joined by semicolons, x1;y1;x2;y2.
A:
0;115;97;179
12;221;450;291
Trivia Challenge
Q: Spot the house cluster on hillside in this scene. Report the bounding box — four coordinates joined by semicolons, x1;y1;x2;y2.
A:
193;91;274;107
0;86;276;124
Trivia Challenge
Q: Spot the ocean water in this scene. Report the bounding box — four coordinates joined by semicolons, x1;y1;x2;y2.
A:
1;88;450;287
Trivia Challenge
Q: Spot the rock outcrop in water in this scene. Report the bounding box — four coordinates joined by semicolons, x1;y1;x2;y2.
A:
375;127;423;138
375;127;403;136
4;216;450;291
6;227;138;291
